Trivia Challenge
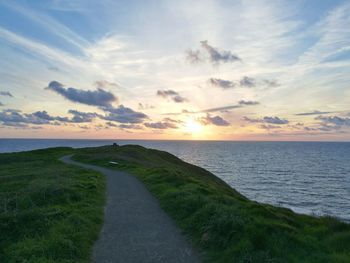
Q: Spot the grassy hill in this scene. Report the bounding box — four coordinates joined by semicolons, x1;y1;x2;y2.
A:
1;145;349;262
74;145;350;263
0;148;105;263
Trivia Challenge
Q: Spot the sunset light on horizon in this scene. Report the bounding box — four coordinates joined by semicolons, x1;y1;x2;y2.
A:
1;0;350;141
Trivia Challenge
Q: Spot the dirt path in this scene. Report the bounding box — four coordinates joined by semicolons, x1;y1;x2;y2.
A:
60;155;200;263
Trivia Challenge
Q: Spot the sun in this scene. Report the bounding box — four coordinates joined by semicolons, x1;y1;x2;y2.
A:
184;119;203;134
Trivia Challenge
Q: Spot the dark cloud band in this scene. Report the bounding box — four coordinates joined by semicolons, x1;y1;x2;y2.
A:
46;81;117;106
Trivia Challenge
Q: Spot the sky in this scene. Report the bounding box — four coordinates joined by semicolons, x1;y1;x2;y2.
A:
0;0;350;141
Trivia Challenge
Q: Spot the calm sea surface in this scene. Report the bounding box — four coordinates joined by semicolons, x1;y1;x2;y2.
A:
1;139;349;221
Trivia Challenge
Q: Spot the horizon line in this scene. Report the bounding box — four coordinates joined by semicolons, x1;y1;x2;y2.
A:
0;137;349;143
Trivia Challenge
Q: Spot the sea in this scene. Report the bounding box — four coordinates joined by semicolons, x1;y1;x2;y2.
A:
1;139;349;222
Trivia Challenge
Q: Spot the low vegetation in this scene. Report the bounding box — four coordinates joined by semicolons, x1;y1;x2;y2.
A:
74;145;350;263
1;145;349;262
0;148;105;263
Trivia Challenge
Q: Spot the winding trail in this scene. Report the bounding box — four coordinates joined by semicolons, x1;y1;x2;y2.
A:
60;155;200;263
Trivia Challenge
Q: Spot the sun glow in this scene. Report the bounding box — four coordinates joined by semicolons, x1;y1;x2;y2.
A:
184;119;203;134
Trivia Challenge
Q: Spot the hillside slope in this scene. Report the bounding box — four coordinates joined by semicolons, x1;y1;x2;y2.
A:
75;145;350;263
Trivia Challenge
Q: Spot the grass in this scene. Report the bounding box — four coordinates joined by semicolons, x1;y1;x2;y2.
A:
73;145;350;263
0;147;105;263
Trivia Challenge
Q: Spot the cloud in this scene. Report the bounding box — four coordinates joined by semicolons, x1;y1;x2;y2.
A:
0;102;3;106
0;109;35;125
162;117;183;123
186;40;241;65
208;76;278;89
244;116;289;125
239;76;256;88
238;100;259;106
32;110;98;123
118;124;144;130
295;110;334;116
157;90;178;97
315;115;350;126
0;109;52;126
199;114;230;126
2;1;88;50
101;105;148;124
46;81;118;106
138;103;154;110
208;78;235;89
47;65;61;72
144;121;178;129
0;91;13;97
67;110;100;123
157;89;187;103
201;105;241;113
260;124;281;130
0;108;99;128
2;122;28;128
94;80;120;89
164;103;249;116
261;116;289;125
303;125;340;132
78;125;89;130
185;49;202;64
31;110;63;121
105;121;143;130
105;121;118;128
263;80;280;87
200;40;241;64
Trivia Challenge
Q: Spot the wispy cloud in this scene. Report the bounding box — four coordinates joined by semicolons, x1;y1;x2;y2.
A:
295;110;335;116
1;1;89;50
0;26;85;69
157;89;187;103
164;101;259;115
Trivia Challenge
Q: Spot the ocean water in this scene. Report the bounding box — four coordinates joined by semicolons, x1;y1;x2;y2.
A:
1;139;349;221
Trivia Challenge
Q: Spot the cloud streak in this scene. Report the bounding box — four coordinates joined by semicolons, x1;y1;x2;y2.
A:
164;100;259;115
244;116;289;125
295;110;334;116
